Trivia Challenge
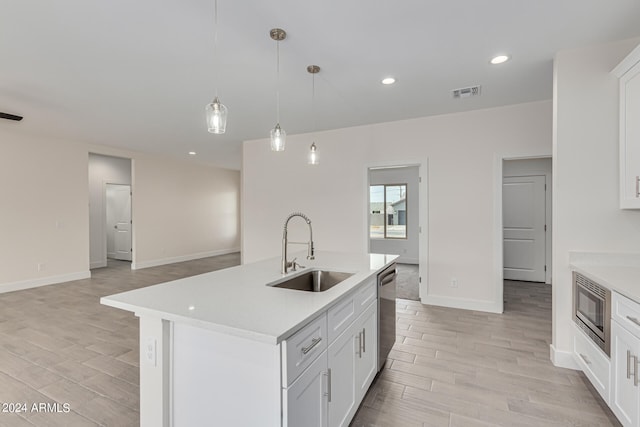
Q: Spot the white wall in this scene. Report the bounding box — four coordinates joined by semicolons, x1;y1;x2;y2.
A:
243;100;552;312
0;130;90;291
0;129;241;292
503;158;552;284
89;153;132;268
552;38;640;366
369;166;420;264
132;153;240;269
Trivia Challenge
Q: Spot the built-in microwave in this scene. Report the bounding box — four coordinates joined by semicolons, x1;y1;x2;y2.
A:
573;272;611;356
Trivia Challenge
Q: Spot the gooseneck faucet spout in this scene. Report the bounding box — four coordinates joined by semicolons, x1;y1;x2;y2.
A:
282;212;315;274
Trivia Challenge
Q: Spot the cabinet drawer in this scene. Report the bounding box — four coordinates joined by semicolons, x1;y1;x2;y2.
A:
327;293;356;343
327;279;377;344
355;279;377;314
574;324;611;404
613;292;640;338
282;313;328;387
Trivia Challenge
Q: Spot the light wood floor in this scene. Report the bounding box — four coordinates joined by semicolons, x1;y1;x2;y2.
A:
352;280;620;427
0;254;240;426
0;257;619;426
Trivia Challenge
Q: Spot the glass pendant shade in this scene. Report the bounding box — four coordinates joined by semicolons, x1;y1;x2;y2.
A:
270;123;286;151
206;97;227;134
308;142;319;165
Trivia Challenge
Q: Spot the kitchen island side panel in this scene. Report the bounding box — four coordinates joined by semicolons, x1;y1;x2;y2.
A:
172;322;282;426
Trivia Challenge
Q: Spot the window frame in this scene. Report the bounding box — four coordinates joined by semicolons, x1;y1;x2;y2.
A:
369;183;408;240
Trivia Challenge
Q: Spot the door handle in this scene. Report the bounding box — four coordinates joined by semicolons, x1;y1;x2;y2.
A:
628;350;639;386
362;328;366;353
636;176;639;198
114;225;118;229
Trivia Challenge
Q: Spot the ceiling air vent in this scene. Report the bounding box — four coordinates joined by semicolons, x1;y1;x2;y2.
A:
452;85;481;99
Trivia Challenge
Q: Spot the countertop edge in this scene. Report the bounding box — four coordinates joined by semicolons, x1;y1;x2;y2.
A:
570;262;640;304
100;252;398;345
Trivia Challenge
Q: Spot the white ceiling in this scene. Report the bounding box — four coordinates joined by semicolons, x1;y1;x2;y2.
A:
2;0;640;170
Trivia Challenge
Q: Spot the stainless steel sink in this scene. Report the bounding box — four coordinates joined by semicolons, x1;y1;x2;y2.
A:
270;269;354;292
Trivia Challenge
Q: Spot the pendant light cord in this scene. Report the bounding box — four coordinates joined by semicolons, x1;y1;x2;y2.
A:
276;40;280;124
312;72;316;137
214;0;219;98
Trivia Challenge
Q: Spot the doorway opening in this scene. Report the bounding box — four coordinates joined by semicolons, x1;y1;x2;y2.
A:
501;157;552;311
89;153;133;270
367;164;422;301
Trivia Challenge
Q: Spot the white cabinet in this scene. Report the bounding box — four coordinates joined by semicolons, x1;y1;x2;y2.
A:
282;313;328;387
327;321;357;427
613;43;640;209
282;279;380;427
611;291;640;426
283;350;328;427
573;323;611;403
612;320;640;427
327;299;378;427
355;301;377;401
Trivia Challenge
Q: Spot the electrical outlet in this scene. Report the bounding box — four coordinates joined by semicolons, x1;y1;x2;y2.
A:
37;263;45;272
450;278;458;288
144;338;156;367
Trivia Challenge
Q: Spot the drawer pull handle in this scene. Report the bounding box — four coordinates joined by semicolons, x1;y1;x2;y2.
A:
580;353;591;365
301;337;322;355
627;316;640;327
362;328;366;353
628;350;639;387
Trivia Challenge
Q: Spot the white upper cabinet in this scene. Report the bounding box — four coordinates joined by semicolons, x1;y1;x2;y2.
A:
613;43;640;209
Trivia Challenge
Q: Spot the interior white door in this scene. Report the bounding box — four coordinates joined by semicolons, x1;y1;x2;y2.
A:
503;176;545;282
106;184;132;261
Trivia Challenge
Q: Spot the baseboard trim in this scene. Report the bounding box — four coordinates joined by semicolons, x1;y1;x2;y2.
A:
550;344;579;370
90;260;107;269
0;271;91;294
132;248;240;270
419;295;502;314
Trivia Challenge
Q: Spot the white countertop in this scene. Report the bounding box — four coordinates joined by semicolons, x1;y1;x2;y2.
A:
569;252;640;302
101;251;397;345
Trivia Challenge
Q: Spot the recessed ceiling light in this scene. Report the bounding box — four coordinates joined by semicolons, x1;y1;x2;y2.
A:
381;77;396;85
188;151;197;156
490;55;510;65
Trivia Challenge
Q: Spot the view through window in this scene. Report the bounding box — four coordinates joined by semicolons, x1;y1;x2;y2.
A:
370;184;407;239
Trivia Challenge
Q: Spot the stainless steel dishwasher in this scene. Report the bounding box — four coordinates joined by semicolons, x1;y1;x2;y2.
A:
377;263;397;371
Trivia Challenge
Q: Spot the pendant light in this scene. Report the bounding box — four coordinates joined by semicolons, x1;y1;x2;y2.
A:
205;0;228;134
270;28;287;151
307;65;320;165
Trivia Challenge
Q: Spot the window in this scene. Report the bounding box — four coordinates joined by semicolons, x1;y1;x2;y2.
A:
369;184;407;239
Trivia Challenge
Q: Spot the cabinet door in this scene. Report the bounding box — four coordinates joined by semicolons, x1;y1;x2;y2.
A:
327;325;357;427
612;320;640;426
283;350;328;427
619;59;640;209
355;302;378;402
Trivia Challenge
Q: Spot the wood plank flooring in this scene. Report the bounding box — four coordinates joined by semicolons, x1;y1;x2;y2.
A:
0;257;620;426
351;280;620;427
0;254;240;426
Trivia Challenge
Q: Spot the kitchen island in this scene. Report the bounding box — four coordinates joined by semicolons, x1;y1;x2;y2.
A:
101;251;397;427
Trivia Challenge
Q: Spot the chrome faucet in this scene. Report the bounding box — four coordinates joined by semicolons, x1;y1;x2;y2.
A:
282;212;315;274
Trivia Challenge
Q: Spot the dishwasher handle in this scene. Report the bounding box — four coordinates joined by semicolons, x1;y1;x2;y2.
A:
379;270;396;286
